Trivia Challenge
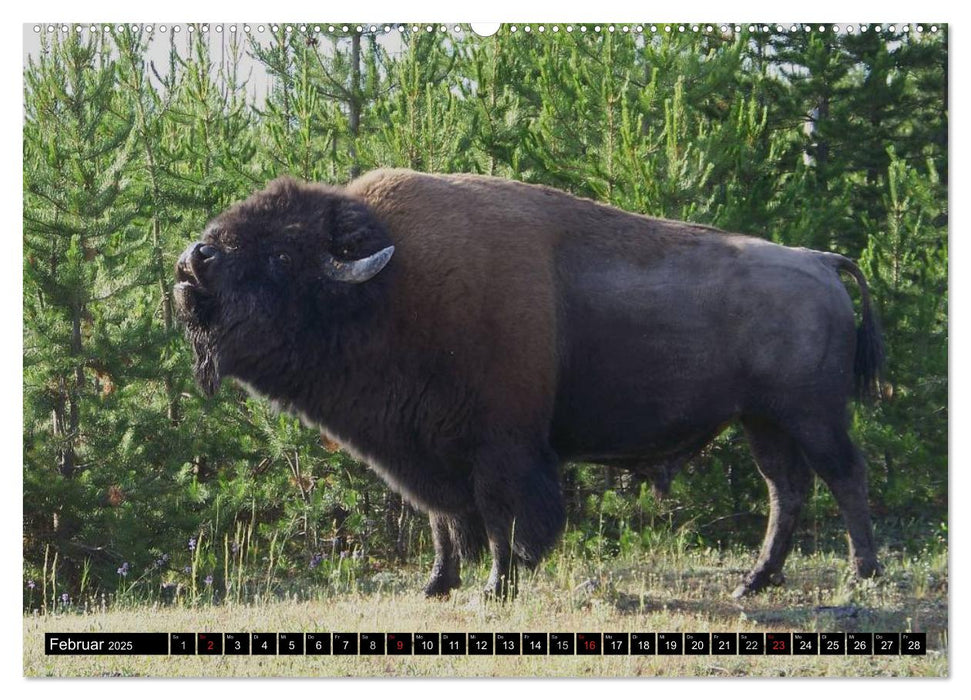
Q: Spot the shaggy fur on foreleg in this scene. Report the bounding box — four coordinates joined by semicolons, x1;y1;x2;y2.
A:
472;442;566;600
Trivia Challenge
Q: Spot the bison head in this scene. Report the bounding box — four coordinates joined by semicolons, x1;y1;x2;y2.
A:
173;177;395;398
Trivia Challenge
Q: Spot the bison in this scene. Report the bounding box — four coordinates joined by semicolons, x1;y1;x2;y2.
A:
174;169;884;599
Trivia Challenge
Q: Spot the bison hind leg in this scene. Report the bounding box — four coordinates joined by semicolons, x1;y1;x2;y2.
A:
793;422;881;581
734;417;813;598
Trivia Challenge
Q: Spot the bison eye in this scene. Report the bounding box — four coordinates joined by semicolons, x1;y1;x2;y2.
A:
276;252;291;265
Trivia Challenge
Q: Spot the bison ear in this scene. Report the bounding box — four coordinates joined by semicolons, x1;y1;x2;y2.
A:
322;199;395;284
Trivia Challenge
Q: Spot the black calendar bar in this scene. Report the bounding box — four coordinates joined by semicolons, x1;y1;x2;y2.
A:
45;633;169;655
43;631;926;656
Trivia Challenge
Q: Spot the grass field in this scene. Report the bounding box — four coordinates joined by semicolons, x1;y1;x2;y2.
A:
23;542;948;678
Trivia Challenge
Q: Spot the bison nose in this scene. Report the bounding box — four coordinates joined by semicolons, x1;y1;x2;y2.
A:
183;242;218;263
176;242;219;285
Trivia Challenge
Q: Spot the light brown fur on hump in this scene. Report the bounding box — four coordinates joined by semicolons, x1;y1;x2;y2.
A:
349;169;728;261
347;170;559;428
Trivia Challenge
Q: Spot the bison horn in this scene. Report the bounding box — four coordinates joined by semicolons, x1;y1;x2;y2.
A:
322;245;395;283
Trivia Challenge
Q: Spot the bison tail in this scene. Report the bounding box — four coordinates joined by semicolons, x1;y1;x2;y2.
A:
829;255;886;402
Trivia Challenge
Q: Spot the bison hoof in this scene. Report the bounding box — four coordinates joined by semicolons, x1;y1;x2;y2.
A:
732;571;786;599
423;576;460;599
854;559;882;579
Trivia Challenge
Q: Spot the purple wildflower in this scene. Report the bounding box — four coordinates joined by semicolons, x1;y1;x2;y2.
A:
204;575;213;586
230;541;240;554
339;550;348;560
183;566;191;574
310;553;323;569
188;537;197;551
27;580;35;590
60;593;69;604
117;562;129;577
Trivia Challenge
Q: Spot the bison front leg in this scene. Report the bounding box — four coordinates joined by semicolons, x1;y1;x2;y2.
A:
483;535;518;600
424;512;462;598
472;443;566;601
734;419;813;598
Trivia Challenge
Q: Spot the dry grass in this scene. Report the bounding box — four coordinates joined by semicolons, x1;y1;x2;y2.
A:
23;545;948;678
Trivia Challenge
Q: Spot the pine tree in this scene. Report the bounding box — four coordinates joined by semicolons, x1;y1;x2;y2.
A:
23;27;142;591
365;28;471;173
456;30;535;178
858;150;947;515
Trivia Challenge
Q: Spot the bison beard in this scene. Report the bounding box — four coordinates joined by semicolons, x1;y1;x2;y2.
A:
174;170;884;600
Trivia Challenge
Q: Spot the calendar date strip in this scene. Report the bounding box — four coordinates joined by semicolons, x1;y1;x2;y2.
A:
44;631;926;656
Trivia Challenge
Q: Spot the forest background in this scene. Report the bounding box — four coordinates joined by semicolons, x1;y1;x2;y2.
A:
21;23;947;609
